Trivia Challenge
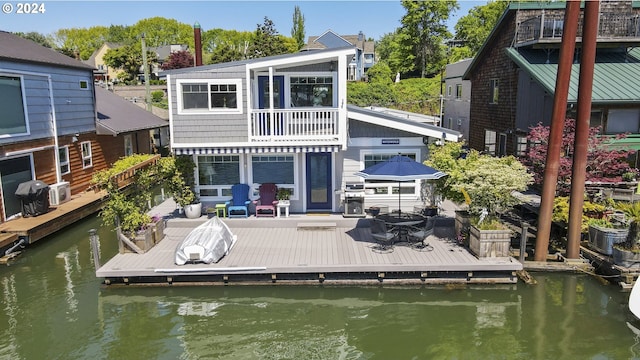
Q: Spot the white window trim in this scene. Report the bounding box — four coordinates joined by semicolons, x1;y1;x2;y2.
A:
81;141;92;169
359;149;422;199
0;73;30;138
59;145;70;175
195;155;246;201
247;153;299;201
176;78;243;115
79;80;90;90
254;72;337;110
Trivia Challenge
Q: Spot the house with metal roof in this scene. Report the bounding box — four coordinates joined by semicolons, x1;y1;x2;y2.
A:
164;47;459;215
302;30;375;81
0;31;168;222
463;1;640;161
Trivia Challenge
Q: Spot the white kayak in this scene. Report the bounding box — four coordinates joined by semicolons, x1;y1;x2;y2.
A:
175;217;237;265
630;279;640;319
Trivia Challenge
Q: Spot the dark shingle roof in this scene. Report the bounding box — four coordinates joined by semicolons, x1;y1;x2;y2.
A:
95;87;168;135
0;31;95;70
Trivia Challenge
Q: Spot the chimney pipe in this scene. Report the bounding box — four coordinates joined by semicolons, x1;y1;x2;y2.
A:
194;22;203;66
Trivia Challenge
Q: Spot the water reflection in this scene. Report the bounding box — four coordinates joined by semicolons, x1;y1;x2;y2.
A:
1;214;640;359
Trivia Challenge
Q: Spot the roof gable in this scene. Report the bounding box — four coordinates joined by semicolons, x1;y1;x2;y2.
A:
0;31;95;71
315;30;353;48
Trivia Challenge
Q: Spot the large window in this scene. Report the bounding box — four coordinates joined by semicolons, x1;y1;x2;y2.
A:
362;152;418;196
178;79;242;114
251;155;294;185
0;75;28;137
81;141;92;168
290;76;333;107
59;146;70;175
197;155;240;197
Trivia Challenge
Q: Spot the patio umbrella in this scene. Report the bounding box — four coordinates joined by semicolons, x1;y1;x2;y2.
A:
354;155;447;214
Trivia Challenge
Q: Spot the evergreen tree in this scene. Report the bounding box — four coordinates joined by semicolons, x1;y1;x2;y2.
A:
248;17;289;58
291;5;306;50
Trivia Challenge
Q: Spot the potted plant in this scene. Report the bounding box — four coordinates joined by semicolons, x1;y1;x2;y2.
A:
167;155;200;218
276;188;291;205
426;142;534;257
612;202;640;267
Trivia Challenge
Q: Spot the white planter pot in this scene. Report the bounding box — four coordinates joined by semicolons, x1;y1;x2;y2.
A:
184;203;202;219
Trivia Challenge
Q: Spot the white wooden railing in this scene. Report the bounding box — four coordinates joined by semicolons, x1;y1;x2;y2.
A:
250;108;341;143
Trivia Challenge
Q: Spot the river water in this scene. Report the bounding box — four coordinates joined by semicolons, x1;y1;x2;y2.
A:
1;214;640;359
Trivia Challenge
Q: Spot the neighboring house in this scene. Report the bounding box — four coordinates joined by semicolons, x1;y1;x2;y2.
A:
95;86;169;156
302;30;375;81
148;44;189;78
85;42;123;83
0;32;167;222
463;1;640;161
164;47;460;215
443;58;472;141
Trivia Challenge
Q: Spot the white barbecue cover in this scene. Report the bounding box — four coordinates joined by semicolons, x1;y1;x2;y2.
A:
175;217;237;265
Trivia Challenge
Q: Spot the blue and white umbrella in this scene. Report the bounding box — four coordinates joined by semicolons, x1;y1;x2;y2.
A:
355;155;446;213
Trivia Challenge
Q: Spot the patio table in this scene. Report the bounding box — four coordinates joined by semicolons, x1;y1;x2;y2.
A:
376;213;424;244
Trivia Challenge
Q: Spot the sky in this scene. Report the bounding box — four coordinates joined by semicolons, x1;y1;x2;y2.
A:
0;0;484;41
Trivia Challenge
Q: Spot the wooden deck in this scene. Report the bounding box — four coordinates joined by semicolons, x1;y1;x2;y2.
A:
0;190;106;246
96;199;523;286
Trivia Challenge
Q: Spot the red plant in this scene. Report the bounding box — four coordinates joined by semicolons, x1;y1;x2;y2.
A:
520;118;637;195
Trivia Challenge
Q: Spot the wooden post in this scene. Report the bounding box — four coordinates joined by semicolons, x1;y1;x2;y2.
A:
89;229;101;270
520;222;529;263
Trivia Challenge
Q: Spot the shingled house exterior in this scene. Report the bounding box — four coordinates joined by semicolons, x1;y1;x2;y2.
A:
464;1;640;161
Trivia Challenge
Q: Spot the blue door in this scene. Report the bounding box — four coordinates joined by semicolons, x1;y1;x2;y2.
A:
306;153;332;210
258;76;284;109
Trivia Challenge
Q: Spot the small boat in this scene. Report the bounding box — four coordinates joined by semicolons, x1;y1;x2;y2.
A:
175;217;237;265
630;279;640;319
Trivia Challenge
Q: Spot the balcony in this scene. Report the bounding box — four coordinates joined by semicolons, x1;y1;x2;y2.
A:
249;108;341;144
516;13;640;47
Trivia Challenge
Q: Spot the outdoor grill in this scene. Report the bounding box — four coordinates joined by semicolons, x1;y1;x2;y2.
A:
343;183;366;217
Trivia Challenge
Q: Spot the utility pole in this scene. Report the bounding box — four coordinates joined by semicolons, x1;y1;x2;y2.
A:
141;33;152;112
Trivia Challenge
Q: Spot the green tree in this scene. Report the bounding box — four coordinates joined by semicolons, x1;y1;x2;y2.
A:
248;17;290;58
400;0;458;78
375;31;413;75
454;0;509;54
103;43;157;82
127;17;194;48
203;29;254;62
53;26;110;60
291;5;306;50
14;32;53;48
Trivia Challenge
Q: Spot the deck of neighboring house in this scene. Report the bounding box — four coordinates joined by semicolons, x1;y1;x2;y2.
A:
95;198;524;286
0;189;106;251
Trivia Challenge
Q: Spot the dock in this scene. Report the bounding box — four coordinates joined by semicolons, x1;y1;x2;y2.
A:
96;199;524;286
0;190;106;246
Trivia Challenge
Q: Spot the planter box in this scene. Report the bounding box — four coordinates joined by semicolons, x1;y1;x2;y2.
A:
152;219;166;244
131;227;154;252
455;210;471;238
612;247;640;268
469;225;512;258
588;224;628;255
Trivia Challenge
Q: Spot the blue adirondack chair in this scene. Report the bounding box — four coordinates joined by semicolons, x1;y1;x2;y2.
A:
225;183;251;218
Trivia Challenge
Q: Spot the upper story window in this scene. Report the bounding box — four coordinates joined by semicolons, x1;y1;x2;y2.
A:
81;141;92;169
447;85;452;97
455;84;463;99
0;75;29;137
59;146;70;175
177;79;243;114
490;79;499;104
290;76;334;107
484;130;497;155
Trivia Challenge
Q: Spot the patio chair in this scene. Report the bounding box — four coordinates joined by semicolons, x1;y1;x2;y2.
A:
254;183;278;217
408;216;435;249
370;218;397;252
225;183;251;218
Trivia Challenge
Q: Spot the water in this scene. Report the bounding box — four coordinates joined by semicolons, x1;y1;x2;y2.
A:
1;215;640;360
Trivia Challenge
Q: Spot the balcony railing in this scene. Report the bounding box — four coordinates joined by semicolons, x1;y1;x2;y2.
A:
250;108;340;143
516;13;640;45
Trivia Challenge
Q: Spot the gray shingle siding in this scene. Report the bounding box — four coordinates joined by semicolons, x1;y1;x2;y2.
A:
170;65;249;144
0;60;95;144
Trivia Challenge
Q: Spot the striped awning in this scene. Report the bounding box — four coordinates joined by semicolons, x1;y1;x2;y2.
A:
174;145;341;155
